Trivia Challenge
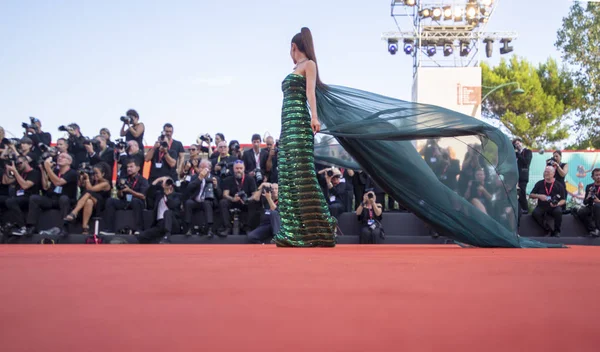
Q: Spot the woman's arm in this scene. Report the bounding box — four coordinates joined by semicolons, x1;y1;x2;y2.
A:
304;61;321;134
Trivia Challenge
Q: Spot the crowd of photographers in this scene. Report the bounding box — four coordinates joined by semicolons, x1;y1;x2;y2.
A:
1;112;599;243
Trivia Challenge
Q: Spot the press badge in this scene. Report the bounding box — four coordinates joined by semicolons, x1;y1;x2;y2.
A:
367;219;375;226
185;176;192;182
155;163;163;169
329;196;336;202
430;157;437;163
265;210;271;216
16;190;25;197
54;186;63;194
126;194;133;202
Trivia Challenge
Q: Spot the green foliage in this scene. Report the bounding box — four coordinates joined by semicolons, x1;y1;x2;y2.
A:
481;56;576;148
556;3;600;148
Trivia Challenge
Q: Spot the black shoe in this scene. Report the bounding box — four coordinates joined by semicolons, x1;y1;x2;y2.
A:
591;229;600;238
12;226;34;236
185;229;192;236
159;235;171;244
207;229;214;238
218;228;230;237
521;209;529;215
551;231;561;238
543;228;552;237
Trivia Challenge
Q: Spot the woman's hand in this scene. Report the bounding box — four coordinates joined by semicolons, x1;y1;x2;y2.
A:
311;118;321;134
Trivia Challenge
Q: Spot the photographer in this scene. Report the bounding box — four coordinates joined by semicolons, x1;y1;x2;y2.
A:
87;135;115;176
211;141;236;179
1;156;41;231
13;153;78;236
181;144;202;180
265;136;278;183
23;117;51;150
219;160;258;236
247;182;279;244
576;168;600;237
322;167;348;219
513;138;532;213
529;166;566;237
209;133;225;159
119;109;145;153
229;140;243;160
101;159;149;234
464;168;493;215
100;128;115;149
18;137;39;161
145;129;178;183
60;123;88;168
242;134;268;186
116;140;145;179
546;150;568;191
139;177;182;244
184;160;219;237
63;162;112;235
356;189;384;244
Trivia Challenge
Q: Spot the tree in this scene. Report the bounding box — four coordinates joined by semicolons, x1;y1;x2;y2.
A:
556;2;600;149
481;56;579;148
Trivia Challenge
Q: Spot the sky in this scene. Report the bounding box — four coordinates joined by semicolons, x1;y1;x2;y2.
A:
0;0;573;146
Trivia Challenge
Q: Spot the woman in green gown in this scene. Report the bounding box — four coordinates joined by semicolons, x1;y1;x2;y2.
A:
273;27;337;247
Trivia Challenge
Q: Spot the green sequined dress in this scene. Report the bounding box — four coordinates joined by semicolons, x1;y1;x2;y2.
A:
273;73;336;247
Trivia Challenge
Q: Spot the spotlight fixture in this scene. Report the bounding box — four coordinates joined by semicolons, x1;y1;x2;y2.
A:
388;39;399;55
479;17;489;24
466;3;478;20
453;7;463;22
483;38;494;58
443;6;452;20
420;8;431;18
480;6;491;16
499;38;513;54
427;45;436;57
403;0;416;6
432;8;442;20
443;42;453;57
459;41;470;57
403;39;414;55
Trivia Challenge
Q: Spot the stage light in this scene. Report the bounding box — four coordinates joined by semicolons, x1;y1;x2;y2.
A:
480;6;491;16
481;0;493;6
403;39;414;55
403;0;416;6
420;8;431;18
466;4;477;20
484;38;494;58
500;38;513;54
443;42;453;57
459;41;470;57
453;7;463;21
443;6;453;20
479;17;489;24
427;45;436;57
432;8;442;20
388;39;399;55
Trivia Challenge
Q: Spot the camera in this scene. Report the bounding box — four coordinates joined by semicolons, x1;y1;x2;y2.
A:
326;169;334;177
115;138;128;151
231;142;241;153
546;157;559;166
549;194;562;206
585;186;597;206
120;115;132;124
198;133;213;144
237;191;248;203
164;178;174;187
78;163;94;177
218;161;231;178
82;138;100;151
255;168;263;183
368;192;374;199
116;178;128;191
204;177;215;200
58;125;74;134
262;185;272;193
159;134;169;149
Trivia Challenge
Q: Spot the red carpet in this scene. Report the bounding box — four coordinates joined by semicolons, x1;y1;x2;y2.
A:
1;245;599;351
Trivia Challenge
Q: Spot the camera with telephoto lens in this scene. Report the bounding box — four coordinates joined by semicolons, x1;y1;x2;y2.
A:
58;125;75;134
82;137;100;151
237;191;248;203
115;138;128;151
164;178;174;187
198;133;213;143
204;176;215;200
116;178;128;191
218;161;230;178
549;194;562;206
120;115;131;124
254;168;263;183
546;157;559;166
326;169;334;177
78;163;94;177
159;134;169;149
262;185;272;194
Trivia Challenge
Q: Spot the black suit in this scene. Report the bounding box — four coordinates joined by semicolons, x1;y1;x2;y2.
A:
138;190;182;243
242;149;268;173
89;147;115;175
516;148;533;212
327;182;348;219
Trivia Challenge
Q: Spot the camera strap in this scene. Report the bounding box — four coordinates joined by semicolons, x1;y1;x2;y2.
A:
129;175;139;190
544;181;554;196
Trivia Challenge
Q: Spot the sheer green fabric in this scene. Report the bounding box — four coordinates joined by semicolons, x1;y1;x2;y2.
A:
314;85;565;248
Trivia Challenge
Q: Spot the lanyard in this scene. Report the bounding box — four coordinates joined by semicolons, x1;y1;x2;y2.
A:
235;175;245;192
129;175;138;190
158;139;173;160
368;207;373;220
544;181;554;196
